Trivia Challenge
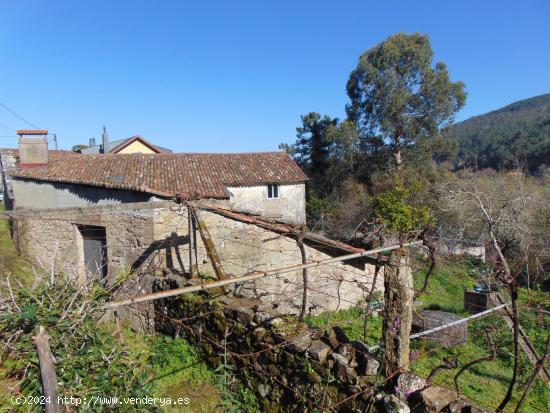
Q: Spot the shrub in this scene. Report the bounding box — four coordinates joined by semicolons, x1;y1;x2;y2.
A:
0;278;152;412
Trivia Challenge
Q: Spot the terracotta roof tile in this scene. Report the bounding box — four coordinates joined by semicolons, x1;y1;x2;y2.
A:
13;152;308;198
16;130;48;135
200;203;386;264
0;148;78;159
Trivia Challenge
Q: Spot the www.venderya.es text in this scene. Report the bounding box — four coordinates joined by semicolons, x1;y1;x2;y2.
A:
11;395;190;407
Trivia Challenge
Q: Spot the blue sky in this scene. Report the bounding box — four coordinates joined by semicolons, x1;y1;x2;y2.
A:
1;0;549;152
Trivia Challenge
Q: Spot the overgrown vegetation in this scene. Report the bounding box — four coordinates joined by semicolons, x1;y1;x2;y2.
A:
0;207;33;290
412;255;549;413
305;255;550;412
0;278;153;411
0;277;266;413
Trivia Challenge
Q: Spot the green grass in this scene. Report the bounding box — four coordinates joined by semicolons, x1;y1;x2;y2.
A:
0;207;34;291
517;287;550;355
410;337;549;412
0;207;35;410
410;312;549;413
123;331;223;413
121;329;263;413
305;255;550;413
412;255;479;313
305;306;382;346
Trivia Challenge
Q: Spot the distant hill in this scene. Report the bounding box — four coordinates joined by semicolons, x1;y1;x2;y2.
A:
446;93;550;172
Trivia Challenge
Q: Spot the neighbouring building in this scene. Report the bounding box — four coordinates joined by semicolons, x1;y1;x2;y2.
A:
1;131;383;330
76;127;172;154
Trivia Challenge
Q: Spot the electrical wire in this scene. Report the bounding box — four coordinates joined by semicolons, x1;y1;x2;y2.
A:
0;101;40;129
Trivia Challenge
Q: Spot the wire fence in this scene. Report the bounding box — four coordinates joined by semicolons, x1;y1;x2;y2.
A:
1;201;549;412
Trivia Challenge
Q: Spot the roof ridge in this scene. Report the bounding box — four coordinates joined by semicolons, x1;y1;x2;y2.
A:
10;150;308;198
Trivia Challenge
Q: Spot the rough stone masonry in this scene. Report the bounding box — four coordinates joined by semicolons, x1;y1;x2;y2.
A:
154;290;488;413
9;200;382;330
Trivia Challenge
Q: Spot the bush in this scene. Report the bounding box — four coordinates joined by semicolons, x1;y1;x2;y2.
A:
0;279;152;412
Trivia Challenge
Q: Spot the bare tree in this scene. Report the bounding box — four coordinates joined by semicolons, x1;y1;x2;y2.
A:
442;171;544;412
514;336;550;413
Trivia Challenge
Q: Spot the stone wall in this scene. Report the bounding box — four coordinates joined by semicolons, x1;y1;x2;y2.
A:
155;293;486;413
11;202;168;331
153;207;382;315
155;292;383;413
11;200;382;319
12;202;158;282
1;151;18;210
434;240;486;261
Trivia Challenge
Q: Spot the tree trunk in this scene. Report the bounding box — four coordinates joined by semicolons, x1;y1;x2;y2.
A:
383;248;414;377
514;336;550;413
33;326;59;413
393;135;403;171
497;284;520;412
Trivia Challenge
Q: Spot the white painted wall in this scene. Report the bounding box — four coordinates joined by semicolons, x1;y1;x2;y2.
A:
227;183;306;225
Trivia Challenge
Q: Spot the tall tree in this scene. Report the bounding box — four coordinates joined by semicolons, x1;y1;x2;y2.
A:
346;33;466;170
281;112;338;195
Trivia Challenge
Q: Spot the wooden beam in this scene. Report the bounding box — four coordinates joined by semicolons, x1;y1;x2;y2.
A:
190;206;228;280
188;206;199;278
33;326;59;413
104;241;421;310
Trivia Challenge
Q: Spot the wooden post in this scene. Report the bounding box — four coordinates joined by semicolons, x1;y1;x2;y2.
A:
297;237;309;320
188;206;198;278
191;207;228;280
383;248;414;377
33;326;59;413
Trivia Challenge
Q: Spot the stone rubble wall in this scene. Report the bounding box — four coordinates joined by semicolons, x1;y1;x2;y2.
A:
155;293;487;413
155;292;383;413
11;202;160;331
153;207;383;315
12;202;157;281
11;200;382;321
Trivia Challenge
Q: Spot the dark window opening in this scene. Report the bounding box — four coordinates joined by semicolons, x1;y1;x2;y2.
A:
78;225;108;283
268;184;279;199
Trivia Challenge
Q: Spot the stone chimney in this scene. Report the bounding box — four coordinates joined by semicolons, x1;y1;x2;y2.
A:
17;130;49;167
101;126;109;154
89;138;96;147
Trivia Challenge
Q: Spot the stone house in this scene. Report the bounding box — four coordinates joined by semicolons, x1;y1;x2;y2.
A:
1;132;382;328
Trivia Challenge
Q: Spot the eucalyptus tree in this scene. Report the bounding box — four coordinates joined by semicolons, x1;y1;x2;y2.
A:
346;33;466;170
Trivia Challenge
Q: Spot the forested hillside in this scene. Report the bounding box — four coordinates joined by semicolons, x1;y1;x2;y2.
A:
447;93;550;172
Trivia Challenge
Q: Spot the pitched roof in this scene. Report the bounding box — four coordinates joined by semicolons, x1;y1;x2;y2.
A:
109;135;170;153
0;148;78;159
12;152;308;198
80;135;172;154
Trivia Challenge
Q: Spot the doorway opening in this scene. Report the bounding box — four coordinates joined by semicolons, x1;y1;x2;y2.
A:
78;225;108;283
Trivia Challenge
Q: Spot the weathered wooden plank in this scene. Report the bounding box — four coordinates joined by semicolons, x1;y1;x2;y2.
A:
33;326;59;413
190;206;228;280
